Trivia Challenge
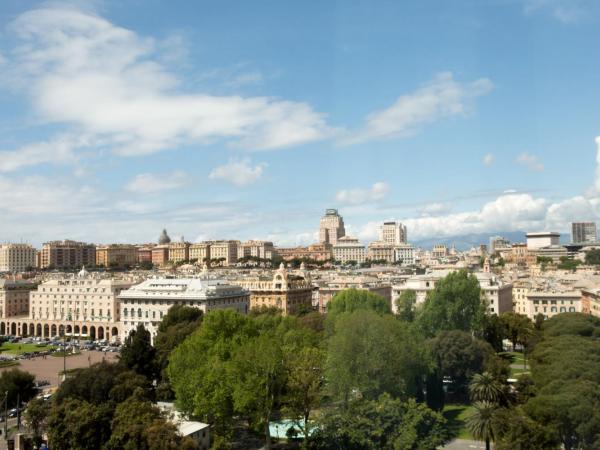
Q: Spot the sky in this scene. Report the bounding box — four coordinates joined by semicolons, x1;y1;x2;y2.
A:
1;0;600;247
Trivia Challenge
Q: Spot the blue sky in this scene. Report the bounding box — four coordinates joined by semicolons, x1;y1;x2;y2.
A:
1;0;600;246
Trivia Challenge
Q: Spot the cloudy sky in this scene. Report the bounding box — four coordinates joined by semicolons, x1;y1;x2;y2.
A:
1;0;600;247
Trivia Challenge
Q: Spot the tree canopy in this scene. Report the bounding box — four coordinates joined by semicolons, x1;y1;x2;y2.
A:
416;270;486;337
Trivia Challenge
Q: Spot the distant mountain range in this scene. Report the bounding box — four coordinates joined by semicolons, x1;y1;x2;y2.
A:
413;231;528;251
413;231;573;251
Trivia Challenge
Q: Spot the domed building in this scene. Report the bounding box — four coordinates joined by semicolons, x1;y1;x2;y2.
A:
158;229;171;245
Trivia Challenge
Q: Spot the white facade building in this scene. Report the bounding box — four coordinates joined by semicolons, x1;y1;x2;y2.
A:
526;232;560;250
27;268;134;341
380;221;407;245
333;236;366;263
119;274;249;342
391;270;513;315
394;244;415;266
0;244;37;273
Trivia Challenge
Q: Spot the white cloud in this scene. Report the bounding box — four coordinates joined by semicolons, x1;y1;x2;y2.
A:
336;182;390;205
209;158;266;187
516;152;544;171
342;72;493;145
0;135;93;172
524;0;590;23
420;202;452;217
3;6;335;165
483;153;494;166
125;171;188;194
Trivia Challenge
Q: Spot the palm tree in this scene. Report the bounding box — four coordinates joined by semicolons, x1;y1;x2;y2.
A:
467;401;496;450
469;372;505;404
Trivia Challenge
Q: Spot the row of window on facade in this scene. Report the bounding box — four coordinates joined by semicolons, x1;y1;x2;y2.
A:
534;306;576;313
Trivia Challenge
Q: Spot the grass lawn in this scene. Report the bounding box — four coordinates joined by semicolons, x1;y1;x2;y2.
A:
0;342;56;356
0;360;19;368
443;404;475;440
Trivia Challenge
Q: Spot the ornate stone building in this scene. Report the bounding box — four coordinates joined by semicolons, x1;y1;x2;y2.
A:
238;264;313;315
1;268;135;340
118;270;249;342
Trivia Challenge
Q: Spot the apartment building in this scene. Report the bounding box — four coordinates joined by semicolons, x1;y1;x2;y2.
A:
96;244;138;268
333;236;366;264
237;240;275;260
40;240;96;269
209;240;239;266
169;240;191;263
0;244;37;272
189;243;211;263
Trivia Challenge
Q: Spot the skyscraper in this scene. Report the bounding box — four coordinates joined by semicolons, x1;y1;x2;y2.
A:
379;221;407;245
319;209;346;245
572;222;597;244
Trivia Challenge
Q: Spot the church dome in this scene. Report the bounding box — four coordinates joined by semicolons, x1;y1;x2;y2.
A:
158;229;171;245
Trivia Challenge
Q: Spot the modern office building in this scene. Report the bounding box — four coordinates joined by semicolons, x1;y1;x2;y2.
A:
118;274;249;341
0;244;37;272
572;222;597;244
526;232;560;250
333;236;366;264
39;240;96;269
379;221;407;245
319;209;346;245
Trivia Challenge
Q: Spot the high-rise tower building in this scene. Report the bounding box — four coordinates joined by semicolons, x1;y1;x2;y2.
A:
379;221;407;245
572;222;597;244
319;209;346;245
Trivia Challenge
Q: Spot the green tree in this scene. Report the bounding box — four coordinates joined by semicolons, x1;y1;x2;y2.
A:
416;270;486;337
283;346;325;438
168;310;257;441
327;310;425;403
396;289;417;322
469;372;506;405
120;323;158;379
230;333;286;450
493;407;560;450
311;394;449;450
154;305;203;398
326;288;391;331
479;314;504;352
47;399;113;450
429;331;494;396
55;361;123;404
499;312;533;350
466;401;496;450
158;305;203;332
106;398;162;450
0;369;36;408
585;248;600;265
109;370;154;403
24;397;47;446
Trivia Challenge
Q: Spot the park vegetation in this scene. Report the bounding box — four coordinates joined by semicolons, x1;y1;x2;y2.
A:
17;269;600;449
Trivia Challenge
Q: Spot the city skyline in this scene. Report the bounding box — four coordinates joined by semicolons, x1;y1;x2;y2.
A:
1;1;600;246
